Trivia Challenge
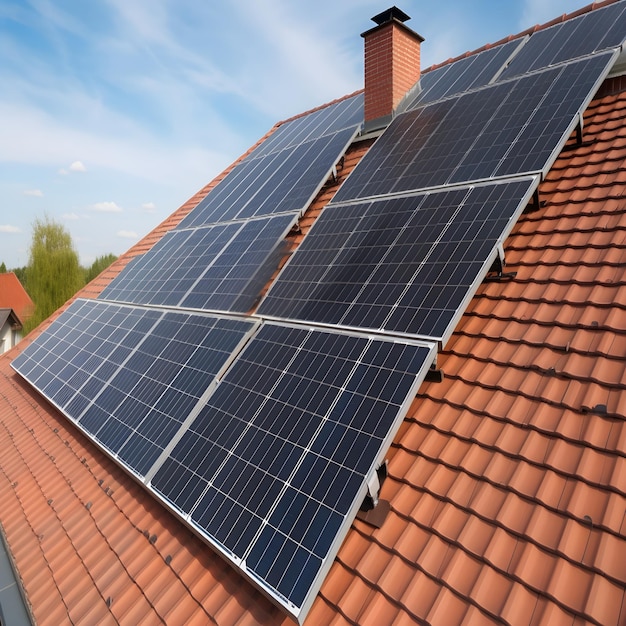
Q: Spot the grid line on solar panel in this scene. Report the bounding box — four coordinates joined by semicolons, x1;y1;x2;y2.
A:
11;299;257;478
258;177;538;344
401;37;526;111
176;125;359;229
99;213;297;313
332;51;616;202
498;1;626;81
150;322;436;620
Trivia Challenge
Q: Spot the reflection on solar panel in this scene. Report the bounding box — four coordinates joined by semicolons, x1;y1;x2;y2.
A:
151;322;436;621
178;126;358;229
499;1;626;81
333;52;615;202
259;177;538;343
11;299;257;478
100;214;297;313
401;38;524;110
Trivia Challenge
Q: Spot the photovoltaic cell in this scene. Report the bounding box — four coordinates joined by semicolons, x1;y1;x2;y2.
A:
100;214;297;313
177;126;358;229
499;1;626;81
11;299;256;478
258;178;538;343
151;323;436;620
402;38;524;110
333;52;615;202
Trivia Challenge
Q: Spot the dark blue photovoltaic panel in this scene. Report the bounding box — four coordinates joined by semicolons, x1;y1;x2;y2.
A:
11;300;160;412
332;52;614;202
402;38;523;110
11;299;256;478
499;1;626;81
79;312;255;477
100;222;240;306
151;323;435;618
100;214;296;313
180;214;296;312
253;92;363;157
176;126;358;229
259;178;537;342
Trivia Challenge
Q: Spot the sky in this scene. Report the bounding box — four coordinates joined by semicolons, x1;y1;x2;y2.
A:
0;0;588;269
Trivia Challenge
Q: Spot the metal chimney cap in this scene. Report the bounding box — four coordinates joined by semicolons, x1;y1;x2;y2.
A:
371;6;411;26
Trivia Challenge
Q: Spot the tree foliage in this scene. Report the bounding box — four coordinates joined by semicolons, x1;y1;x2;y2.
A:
0;262;6;273
24;216;85;333
84;253;118;283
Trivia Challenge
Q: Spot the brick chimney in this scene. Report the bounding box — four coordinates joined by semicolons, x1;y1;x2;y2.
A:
361;7;424;128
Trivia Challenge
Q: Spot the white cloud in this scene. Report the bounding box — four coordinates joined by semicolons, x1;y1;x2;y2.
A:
91;201;122;213
23;188;43;197
141;201;156;211
117;230;138;239
69;160;86;172
62;212;80;220
0;225;21;233
58;168;68;175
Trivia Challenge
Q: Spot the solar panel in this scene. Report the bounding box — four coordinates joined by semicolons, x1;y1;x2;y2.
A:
499;1;626;81
11;299;257;478
401;37;525;110
253;92;363;157
332;52;616;202
258;177;538;344
150;322;436;621
100;214;297;313
177;125;359;229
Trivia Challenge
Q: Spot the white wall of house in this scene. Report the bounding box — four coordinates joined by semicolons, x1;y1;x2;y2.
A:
0;320;21;354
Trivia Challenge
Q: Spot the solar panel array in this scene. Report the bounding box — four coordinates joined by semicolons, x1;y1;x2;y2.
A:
259;177;538;343
151;323;436;618
100;214;297;313
177;126;358;229
499;1;626;81
102;94;362;316
401;37;525;110
333;51;616;202
11;300;257;478
10;5;626;624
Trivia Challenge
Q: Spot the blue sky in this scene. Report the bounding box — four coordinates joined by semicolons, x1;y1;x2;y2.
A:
0;0;585;269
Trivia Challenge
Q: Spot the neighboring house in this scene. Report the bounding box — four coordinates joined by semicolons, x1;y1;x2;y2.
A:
0;3;625;626
0;308;22;355
0;272;34;330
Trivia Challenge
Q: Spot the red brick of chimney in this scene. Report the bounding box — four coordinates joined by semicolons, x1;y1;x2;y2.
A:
361;7;424;127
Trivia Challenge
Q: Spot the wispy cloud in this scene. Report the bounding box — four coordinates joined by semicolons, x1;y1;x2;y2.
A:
0;225;21;233
23;189;43;197
62;212;80;220
91;201;122;213
141;202;156;212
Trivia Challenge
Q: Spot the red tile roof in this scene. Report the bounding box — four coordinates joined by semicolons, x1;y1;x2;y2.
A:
1;6;625;626
0;273;34;324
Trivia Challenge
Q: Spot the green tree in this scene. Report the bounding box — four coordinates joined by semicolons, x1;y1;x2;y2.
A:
0;262;6;273
84;253;118;283
24;216;84;333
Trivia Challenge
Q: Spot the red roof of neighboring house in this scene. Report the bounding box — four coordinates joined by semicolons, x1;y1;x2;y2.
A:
0;273;34;324
0;4;625;626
